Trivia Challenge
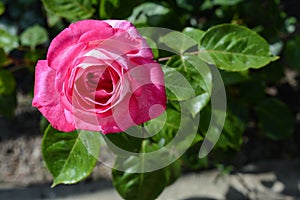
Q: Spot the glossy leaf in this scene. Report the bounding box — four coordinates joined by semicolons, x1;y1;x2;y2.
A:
163;66;195;101
42;0;95;20
147;108;181;145
199;24;278;71
256;98;294;140
182;27;205;43
165;54;212;115
167;55;211;93
143;36;159;59
42;125;101;186
0;70;16;95
20;25;48;50
146;107;199;149
0;29;18;52
112;141;170;200
159;31;198;54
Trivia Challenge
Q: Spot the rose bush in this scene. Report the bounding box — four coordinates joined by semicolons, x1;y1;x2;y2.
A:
32;20;166;134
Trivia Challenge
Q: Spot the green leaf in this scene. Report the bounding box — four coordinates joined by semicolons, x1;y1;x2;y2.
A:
46;11;63;27
42;125;101;187
284;35;300;71
0;2;5;16
164;54;212;115
128;2;170;26
176;0;202;11
163;66;195;101
0;49;9;66
256;98;294;140
147;108;181;145
0;90;16;118
0;70;16;95
99;0;139;19
146;107;199;149
182;27;205;43
42;0;95;20
143;36;159;59
20;25;48;50
199;24;278;71
220;70;249;85
181;93;210;117
216;111;245;150
165;55;211;98
213;0;244;6
103;131;143;153
165;160;181;186
112;141;169;200
0;29;18;52
159;31;198;54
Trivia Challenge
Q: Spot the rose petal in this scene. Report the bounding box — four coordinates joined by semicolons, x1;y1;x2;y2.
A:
32;60;75;132
47;20;113;70
104;20;154;59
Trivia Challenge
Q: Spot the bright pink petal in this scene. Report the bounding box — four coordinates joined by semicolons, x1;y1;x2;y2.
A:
126;60;166;124
32;60;75;132
53;43;86;93
47;20;113;70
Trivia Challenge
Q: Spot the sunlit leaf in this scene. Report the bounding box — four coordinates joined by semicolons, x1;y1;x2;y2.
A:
42;125;101;186
182;27;205;43
199;24;278;71
160;31;198;54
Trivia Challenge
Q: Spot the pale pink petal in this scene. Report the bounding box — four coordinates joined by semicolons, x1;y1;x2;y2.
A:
104;20;154;59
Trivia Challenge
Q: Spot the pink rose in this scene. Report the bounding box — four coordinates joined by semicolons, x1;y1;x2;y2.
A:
32;20;166;134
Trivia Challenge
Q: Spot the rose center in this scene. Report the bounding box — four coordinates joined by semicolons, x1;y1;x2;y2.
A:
86;69;113;92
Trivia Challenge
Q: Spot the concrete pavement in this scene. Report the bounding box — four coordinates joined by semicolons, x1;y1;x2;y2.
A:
1;159;299;200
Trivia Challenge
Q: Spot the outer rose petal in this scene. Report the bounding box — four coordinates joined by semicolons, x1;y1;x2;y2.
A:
47;20;114;69
104;20;154;59
32;60;75;132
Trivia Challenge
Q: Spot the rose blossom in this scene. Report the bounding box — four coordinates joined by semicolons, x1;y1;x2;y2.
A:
32;20;166;134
